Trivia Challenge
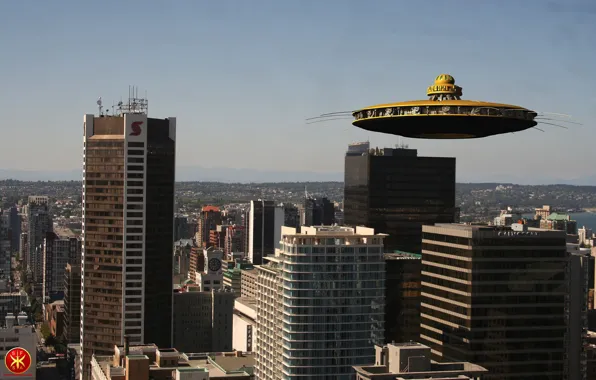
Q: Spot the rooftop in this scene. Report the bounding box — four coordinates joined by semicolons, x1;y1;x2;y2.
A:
54;226;76;239
353;342;488;379
283;225;387;237
202;205;220;213
547;212;572;221
385;251;421;260
235;297;256;311
175;239;194;247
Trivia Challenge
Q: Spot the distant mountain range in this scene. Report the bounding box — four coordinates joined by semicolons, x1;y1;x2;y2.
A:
0;167;344;183
2;167;596;185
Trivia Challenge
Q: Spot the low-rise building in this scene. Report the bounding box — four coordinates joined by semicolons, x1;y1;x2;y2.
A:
90;342;253;380
174;287;234;353
0;312;37;379
232;298;256;352
224;260;253;297
0;290;28;317
353;342;487;380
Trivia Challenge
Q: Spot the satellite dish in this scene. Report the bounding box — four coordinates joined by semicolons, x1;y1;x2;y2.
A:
97;97;102;106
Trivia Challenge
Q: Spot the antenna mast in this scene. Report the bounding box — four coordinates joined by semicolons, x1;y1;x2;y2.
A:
116;85;149;115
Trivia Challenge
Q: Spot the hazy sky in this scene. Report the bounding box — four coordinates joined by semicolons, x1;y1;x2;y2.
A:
0;0;594;183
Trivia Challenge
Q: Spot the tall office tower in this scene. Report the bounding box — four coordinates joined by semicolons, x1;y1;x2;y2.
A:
7;206;21;254
420;223;568;380
344;144;456;253
173;216;190;241
344;143;455;346
0;211;11;279
303;196;335;226
19;232;28;267
188;247;205;283
197;206;222;248
568;251;590;380
255;226;386;380
42;227;81;301
27;196;52;297
384;252;421;343
282;203;300;229
63;263;81;344
246;200;283;265
223;224;245;258
81;105;176;378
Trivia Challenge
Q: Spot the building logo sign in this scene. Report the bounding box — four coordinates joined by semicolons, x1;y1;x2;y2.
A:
130;121;143;136
497;231;539;237
4;347;32;375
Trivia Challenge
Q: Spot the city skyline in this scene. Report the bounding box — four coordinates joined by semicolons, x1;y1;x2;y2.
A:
0;0;594;183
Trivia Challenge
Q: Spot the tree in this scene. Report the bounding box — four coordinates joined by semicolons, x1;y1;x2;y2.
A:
40;323;51;340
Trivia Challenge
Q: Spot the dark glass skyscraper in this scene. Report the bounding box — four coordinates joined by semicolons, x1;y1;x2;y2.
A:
344;143;457;346
303;196;335;226
245;200;283;265
344;145;456;254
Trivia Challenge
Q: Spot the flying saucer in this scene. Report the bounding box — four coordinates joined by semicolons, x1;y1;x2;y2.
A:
351;74;538;139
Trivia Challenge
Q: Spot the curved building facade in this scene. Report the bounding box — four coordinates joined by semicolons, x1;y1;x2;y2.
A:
255;226;386;380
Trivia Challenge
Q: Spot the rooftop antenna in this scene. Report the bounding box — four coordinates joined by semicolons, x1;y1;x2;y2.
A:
97;97;103;116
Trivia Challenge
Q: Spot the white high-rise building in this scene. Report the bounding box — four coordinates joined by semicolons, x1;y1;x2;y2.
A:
255;226;386;380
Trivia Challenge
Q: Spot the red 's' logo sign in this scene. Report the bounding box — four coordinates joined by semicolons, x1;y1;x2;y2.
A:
5;347;32;375
130;121;143;136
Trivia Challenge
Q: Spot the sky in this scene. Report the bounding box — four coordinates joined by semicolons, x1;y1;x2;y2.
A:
0;0;595;183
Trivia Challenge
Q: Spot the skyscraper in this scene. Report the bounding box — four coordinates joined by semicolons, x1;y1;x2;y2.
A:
245;200;283;265
42;227;80;301
344;143;456;345
303;196;335;226
63;263;81;344
6;206;21;254
344;144;456;254
26;196;52;297
255;226;386;380
0;211;11;280
80;107;176;378
197;206;222;248
420;223;567;380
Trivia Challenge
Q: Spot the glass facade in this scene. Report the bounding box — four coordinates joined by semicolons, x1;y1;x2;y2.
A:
344;148;456;254
143;118;175;348
344;147;455;346
81;115;175;378
384;254;421;343
82;137;126;361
